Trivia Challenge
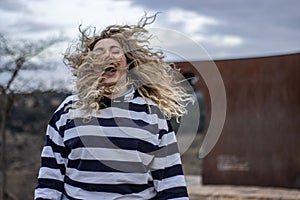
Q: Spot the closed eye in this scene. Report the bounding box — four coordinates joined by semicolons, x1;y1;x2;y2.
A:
111;47;122;54
93;48;105;54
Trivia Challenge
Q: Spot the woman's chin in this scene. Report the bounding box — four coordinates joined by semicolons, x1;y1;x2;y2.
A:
102;81;117;87
102;76;119;85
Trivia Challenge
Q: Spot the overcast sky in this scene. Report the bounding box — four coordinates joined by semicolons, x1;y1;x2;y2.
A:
1;0;300;59
1;0;300;90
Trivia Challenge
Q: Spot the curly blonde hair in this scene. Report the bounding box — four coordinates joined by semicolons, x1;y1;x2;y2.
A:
63;14;195;119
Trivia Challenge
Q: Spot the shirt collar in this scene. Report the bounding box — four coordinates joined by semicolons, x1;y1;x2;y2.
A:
99;85;135;108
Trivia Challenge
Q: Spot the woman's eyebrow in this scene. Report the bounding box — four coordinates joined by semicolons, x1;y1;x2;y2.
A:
93;45;121;51
93;47;104;51
110;45;122;50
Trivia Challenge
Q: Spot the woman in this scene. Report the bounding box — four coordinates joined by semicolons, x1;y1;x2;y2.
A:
35;14;194;200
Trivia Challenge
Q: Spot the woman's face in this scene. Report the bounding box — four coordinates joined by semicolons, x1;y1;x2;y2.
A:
93;38;128;85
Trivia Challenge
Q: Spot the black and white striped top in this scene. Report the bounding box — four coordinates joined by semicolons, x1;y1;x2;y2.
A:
34;89;189;200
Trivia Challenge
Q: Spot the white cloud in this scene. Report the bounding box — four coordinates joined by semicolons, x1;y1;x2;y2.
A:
167;8;219;33
147;28;212;61
163;7;243;50
207;35;243;47
1;0;147;39
222;36;243;46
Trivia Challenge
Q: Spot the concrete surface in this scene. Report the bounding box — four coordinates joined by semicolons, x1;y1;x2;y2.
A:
185;175;300;200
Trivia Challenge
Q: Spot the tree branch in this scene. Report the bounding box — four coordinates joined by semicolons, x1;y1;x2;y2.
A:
5;57;25;91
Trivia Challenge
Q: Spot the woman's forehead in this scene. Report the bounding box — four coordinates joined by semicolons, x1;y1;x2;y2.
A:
94;38;121;49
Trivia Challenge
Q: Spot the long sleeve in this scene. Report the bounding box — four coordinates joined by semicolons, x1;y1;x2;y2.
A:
150;120;189;200
34;102;69;200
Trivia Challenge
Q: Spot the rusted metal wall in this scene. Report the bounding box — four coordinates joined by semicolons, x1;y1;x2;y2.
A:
177;53;300;188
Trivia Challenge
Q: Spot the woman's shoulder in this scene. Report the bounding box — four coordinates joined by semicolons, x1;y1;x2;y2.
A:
130;89;156;106
55;94;79;112
130;90;165;118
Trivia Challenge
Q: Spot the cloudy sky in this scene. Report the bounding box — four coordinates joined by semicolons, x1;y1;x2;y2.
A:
1;0;300;90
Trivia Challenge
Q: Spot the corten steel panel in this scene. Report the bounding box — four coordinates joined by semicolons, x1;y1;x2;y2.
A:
177;53;300;189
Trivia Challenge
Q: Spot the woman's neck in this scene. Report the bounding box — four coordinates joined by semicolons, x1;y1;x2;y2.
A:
103;84;131;99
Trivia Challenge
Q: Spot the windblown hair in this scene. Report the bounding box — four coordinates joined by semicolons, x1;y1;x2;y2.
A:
63;13;195;119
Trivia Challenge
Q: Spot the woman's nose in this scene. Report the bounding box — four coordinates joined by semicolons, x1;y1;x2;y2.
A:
103;51;117;60
103;50;111;59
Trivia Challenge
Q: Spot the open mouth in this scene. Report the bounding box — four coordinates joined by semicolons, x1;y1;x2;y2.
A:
105;66;117;72
104;65;117;73
104;61;118;72
103;65;118;79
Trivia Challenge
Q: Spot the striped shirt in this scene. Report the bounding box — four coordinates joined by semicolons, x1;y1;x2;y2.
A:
34;89;189;200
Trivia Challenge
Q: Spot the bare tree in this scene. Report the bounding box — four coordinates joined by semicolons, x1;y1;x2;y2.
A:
0;33;66;200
